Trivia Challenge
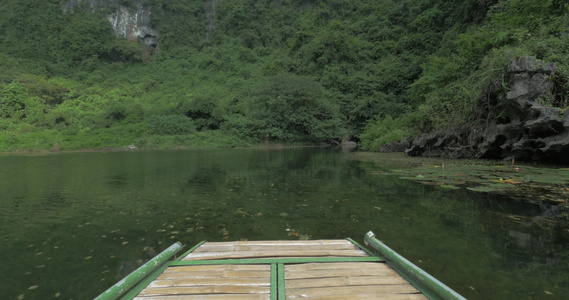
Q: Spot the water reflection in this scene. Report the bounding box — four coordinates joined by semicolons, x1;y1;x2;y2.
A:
0;149;567;299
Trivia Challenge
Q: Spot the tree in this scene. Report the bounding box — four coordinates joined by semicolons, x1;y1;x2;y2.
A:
247;73;345;142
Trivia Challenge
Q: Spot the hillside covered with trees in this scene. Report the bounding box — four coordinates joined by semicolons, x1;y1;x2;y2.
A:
0;0;567;152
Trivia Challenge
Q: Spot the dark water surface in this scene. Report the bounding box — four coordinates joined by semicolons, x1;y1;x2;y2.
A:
0;149;568;299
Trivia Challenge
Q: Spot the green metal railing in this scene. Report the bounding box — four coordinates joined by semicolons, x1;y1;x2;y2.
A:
95;242;183;300
364;231;466;300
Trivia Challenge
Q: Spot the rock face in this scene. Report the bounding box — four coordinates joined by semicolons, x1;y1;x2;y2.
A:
406;56;569;163
380;137;412;153
63;0;159;59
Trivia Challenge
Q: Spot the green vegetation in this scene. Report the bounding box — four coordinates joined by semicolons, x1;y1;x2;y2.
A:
0;0;567;151
350;152;569;210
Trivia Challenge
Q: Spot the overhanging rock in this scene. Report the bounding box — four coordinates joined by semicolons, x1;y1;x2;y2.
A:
63;0;159;60
405;56;568;163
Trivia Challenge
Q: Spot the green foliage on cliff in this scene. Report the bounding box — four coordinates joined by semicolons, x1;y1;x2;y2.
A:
0;0;567;151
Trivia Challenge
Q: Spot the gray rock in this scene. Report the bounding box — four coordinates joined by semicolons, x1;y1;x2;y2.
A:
563;111;569;128
507;56;557;75
339;141;357;151
523;103;563;138
380;137;412;153
506;56;536;73
507;73;530;100
407;56;569;163
62;0;159;59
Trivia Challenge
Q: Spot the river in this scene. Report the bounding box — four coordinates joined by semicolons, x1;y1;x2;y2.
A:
0;148;567;299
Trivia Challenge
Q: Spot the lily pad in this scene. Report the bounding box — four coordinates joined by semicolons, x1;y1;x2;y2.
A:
482;183;517;189
467;186;504;192
355;152;569;208
439;185;461;190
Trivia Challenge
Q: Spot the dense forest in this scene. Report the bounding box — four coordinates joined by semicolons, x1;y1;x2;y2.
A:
0;0;568;151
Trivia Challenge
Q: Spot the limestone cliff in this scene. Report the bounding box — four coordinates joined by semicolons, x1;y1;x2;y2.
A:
404;56;569;163
62;0;159;57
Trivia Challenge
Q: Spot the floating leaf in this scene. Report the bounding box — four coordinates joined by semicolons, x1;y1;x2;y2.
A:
467;186;503;193
483;183;516;189
440;185;460;190
417;181;445;186
493;178;523;184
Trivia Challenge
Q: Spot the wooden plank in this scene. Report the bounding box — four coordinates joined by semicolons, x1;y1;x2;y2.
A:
134;294;271;300
286;285;423;298
183;250;368;261
157;270;269;279
284;262;403;280
285;267;400;279
176;241;205;261
137;285;271;296
284;262;390;272
286;276;411;289
170;256;382;267
196;240;350;246
147;277;270;288
192;243;360;253
284;294;428;300
164;265;270;273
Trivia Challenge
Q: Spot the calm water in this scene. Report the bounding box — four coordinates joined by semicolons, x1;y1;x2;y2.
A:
0;148;568;300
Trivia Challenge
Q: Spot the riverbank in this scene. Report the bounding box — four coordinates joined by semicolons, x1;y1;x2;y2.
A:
0;128;335;154
0;129;257;153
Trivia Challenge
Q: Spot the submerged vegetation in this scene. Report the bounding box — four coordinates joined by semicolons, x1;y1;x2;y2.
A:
350;152;569;217
0;0;568;151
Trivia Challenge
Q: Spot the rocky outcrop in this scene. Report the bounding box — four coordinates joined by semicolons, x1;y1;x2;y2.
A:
63;0;159;59
340;140;358;151
380;137;412;153
406;56;569;163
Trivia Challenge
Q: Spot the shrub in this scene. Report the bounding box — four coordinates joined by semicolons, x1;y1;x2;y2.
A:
358;114;419;151
145;114;196;135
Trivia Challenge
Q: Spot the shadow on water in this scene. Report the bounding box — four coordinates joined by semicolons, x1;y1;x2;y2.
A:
0;149;568;299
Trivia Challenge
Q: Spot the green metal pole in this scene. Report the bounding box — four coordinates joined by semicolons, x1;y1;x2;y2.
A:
364;232;466;300
95;242;183;300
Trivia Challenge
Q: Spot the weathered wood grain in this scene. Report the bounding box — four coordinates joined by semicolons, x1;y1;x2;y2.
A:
134;239;429;299
183;249;367;260
134;295;270;300
137;285;271;296
286;285;423;298
134;294;270;299
286;276;410;289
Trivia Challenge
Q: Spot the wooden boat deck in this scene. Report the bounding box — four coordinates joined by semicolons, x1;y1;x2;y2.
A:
129;239;428;299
